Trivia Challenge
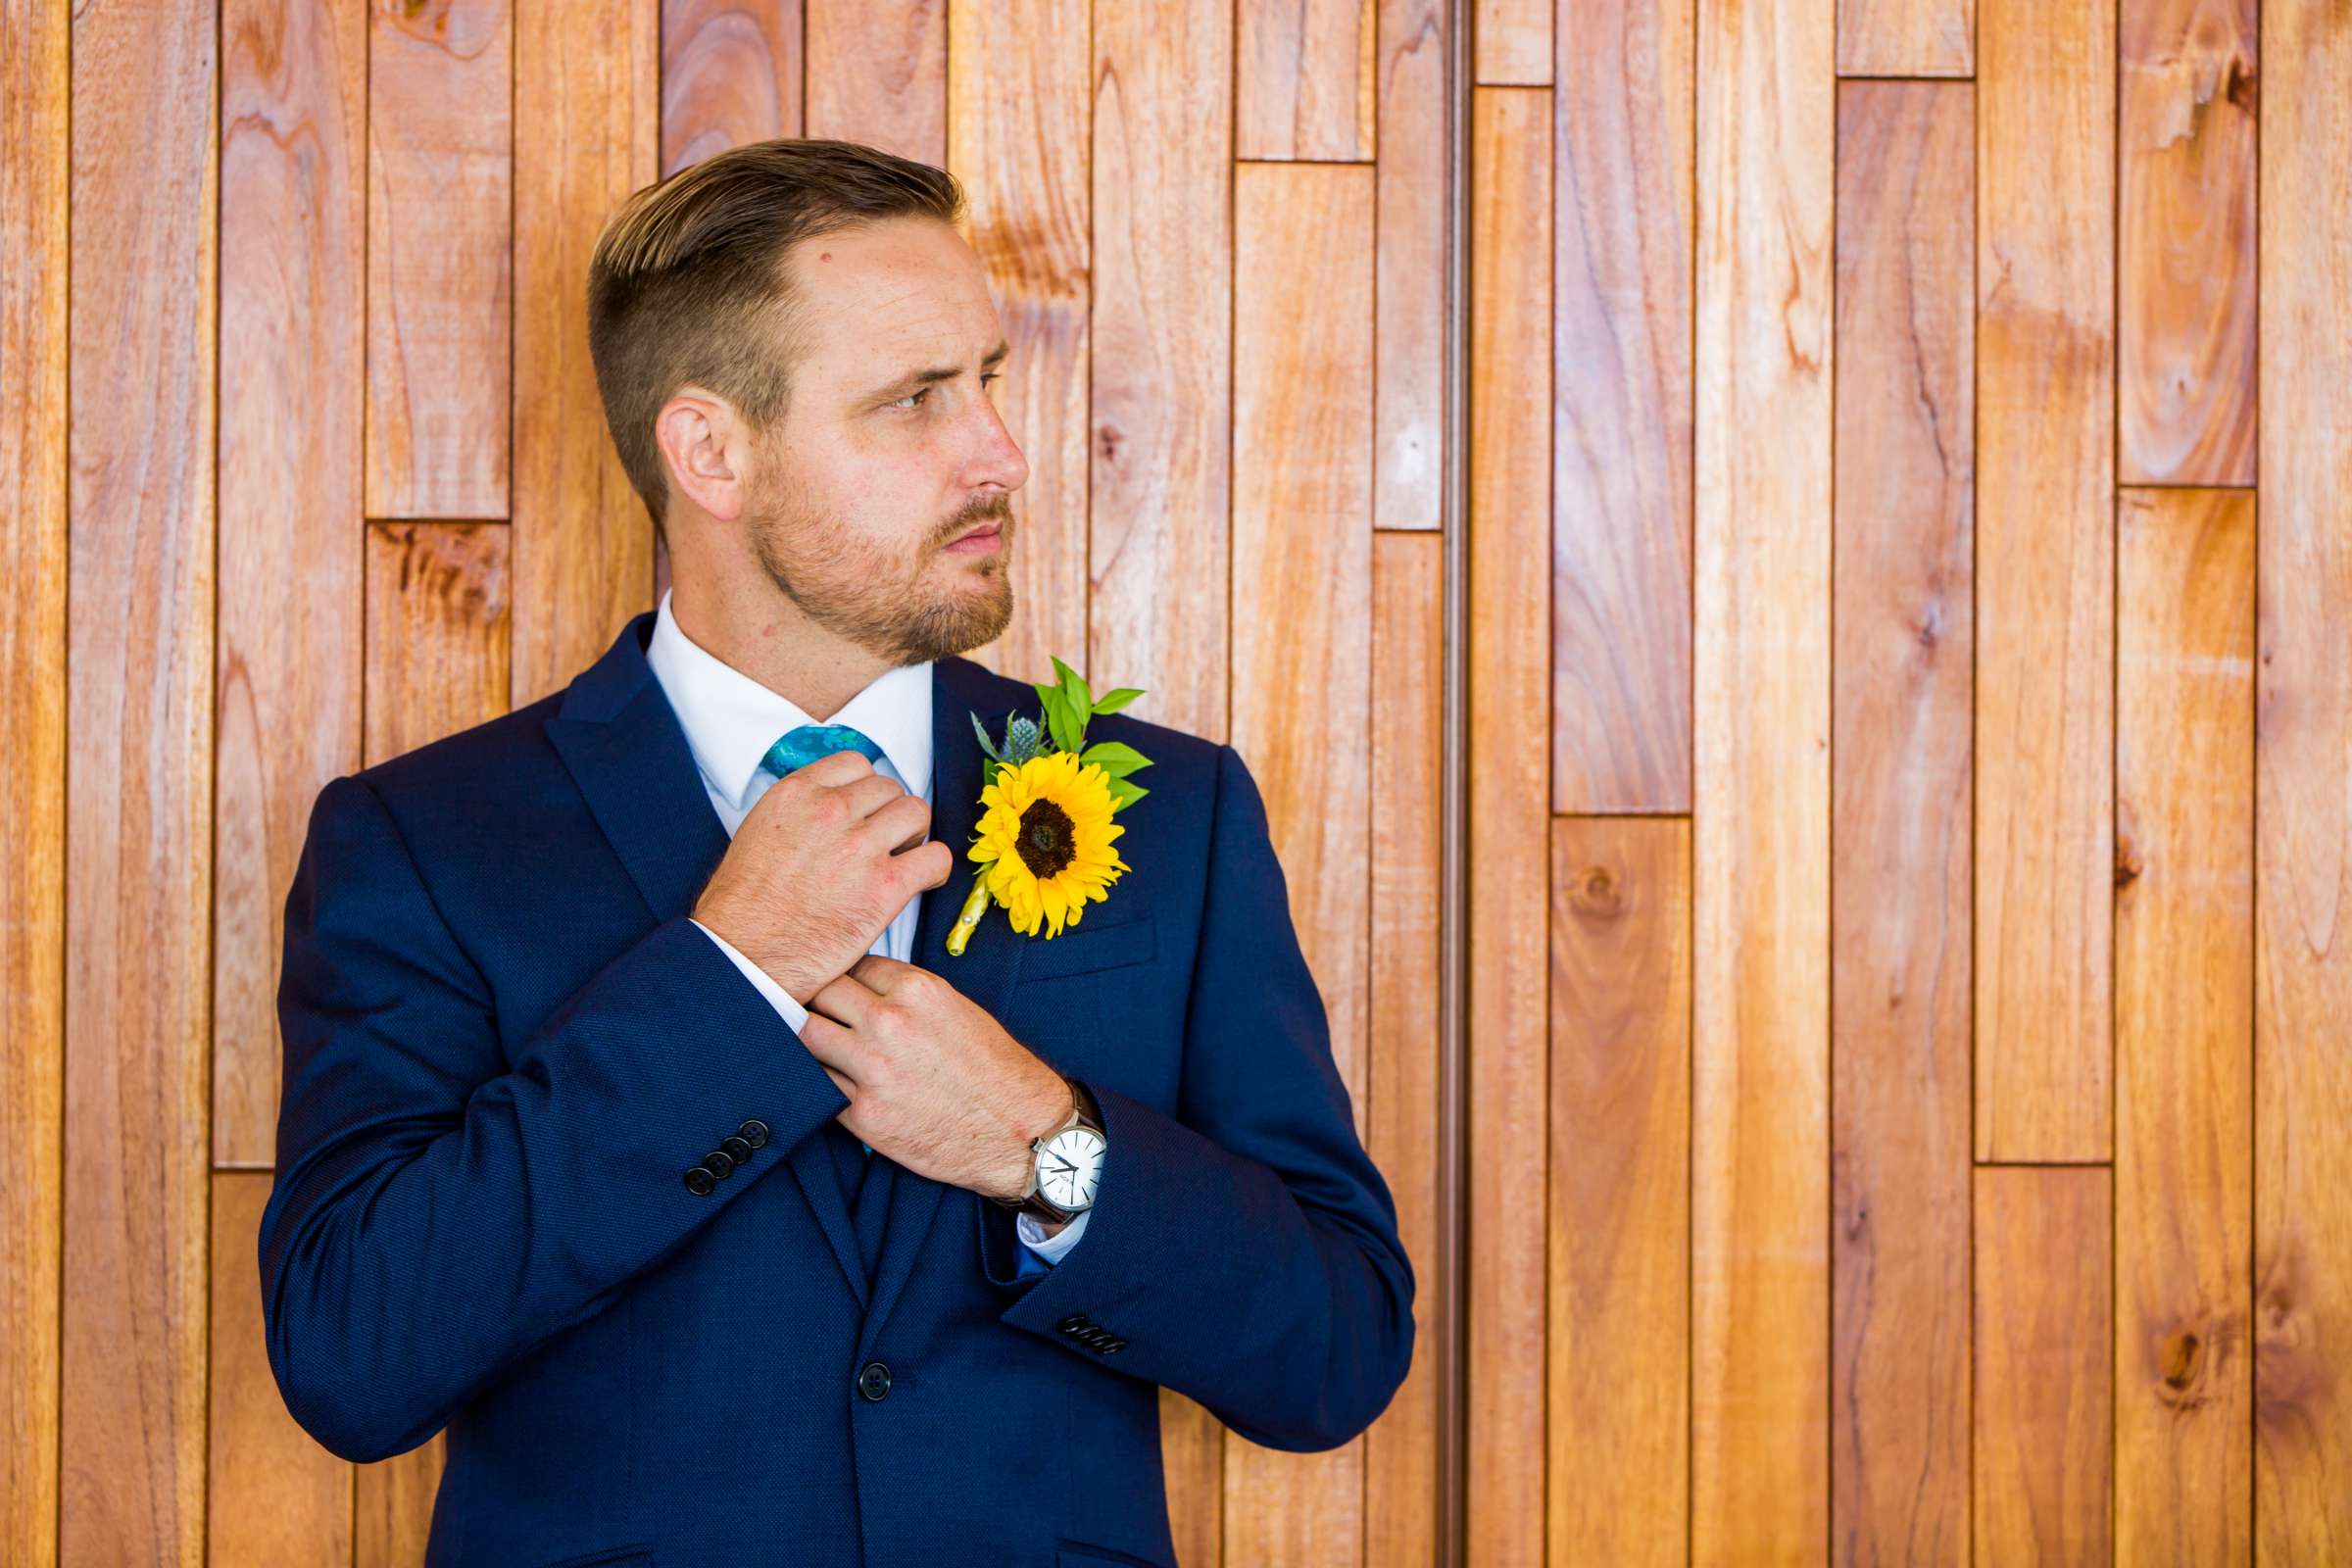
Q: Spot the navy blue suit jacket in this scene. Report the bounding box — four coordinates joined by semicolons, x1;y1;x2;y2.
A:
259;611;1415;1567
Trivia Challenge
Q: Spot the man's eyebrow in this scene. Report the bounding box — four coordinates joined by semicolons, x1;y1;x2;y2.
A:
867;339;1011;399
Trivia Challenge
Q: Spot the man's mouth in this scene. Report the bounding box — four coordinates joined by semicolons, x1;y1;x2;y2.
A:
945;519;1005;555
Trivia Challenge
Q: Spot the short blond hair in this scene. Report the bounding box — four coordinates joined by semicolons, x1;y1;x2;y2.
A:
587;138;965;540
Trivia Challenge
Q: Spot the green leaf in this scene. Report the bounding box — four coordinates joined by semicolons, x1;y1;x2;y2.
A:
1078;740;1152;779
1033;682;1081;754
1048;654;1093;717
968;710;1007;763
1103;776;1150;810
1089;686;1144;715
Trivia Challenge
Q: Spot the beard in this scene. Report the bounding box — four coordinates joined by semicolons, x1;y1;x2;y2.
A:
747;475;1015;666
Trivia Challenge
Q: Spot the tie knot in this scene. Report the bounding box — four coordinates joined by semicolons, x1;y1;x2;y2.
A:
760;722;887;780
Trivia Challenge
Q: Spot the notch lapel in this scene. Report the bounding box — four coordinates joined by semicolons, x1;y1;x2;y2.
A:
541;612;873;1310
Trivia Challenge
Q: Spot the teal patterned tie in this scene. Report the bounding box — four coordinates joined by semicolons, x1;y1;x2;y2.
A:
760;722;887;780
759;721;889;1179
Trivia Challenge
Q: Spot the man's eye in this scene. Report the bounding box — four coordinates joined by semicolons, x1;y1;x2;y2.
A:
890;371;1003;412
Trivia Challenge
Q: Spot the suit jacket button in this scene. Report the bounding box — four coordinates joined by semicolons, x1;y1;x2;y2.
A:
719;1135;753;1163
1057;1314;1090;1333
738;1118;769;1149
857;1360;892;1400
703;1149;735;1179
684;1165;717;1197
1102;1339;1127;1353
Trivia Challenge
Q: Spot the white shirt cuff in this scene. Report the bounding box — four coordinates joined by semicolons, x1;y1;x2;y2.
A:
693;918;810;1036
1015;1202;1092;1261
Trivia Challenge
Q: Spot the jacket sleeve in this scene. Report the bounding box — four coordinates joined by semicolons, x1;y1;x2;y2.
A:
258;773;850;1463
984;742;1417;1451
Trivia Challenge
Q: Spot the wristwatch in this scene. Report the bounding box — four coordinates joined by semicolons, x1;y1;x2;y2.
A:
990;1075;1106;1225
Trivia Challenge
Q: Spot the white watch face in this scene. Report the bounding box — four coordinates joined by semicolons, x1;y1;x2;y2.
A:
1038;1126;1105;1210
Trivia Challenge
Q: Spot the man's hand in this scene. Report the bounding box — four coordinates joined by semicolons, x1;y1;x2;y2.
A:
692;750;954;1004
797;954;1073;1200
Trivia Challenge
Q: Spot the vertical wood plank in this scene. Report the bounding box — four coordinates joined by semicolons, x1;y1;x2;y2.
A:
1373;0;1446;534
1973;1166;2113;1566
208;1172;350;1564
1465;83;1549;1568
511;0;660;707
1366;529;1446;1566
806;0;947;162
1472;0;1548;87
2254;2;2352;1553
1088;0;1233;741
215;0;368;1170
1837;0;1973;77
1226;157;1376;1568
1974;0;2115;1162
0;0;69;1557
1546;817;1690;1567
365;523;514;767
365;0;513;519
660;0;806;178
1237;0;1378;160
946;0;1091;681
1550;0;1695;814
1831;77;1975;1568
1690;0;1834;1552
63;0;218;1555
2117;0;2256;486
2115;486;2254;1565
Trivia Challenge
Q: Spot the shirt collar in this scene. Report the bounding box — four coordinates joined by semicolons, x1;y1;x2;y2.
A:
645;586;934;812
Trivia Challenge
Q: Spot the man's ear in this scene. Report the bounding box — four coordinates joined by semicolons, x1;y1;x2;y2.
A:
655;388;752;524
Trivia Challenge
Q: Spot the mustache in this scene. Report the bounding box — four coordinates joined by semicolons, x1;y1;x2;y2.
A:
938;496;1012;545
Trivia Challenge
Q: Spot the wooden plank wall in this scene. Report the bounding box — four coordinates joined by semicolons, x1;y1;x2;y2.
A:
1;0;1450;1562
1468;0;2348;1563
9;0;2352;1562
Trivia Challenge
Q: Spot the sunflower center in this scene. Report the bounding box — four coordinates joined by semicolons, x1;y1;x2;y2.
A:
1013;798;1078;880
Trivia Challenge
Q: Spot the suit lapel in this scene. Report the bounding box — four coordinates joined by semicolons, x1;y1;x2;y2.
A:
543;612;873;1309
542;612;1035;1332
854;657;1029;1361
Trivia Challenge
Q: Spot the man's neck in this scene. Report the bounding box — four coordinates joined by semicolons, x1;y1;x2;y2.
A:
667;578;891;724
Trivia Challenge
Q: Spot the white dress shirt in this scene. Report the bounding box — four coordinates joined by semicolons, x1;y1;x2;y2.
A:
645;587;1088;1263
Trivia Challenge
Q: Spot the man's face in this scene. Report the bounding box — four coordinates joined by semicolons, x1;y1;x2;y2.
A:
745;216;1028;666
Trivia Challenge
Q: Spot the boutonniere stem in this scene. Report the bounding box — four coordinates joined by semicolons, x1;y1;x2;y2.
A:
946;657;1153;956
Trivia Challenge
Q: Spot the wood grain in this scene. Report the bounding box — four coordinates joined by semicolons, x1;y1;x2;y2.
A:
1691;0;1834;1552
62;0;218;1555
2115;486;2254;1565
1547;817;1690;1567
365;0;513;519
365;522;514;767
806;0;947;161
1238;0;1377;159
1466;84;1550;1568
216;0;368;1171
0;0;68;1558
1974;0;2115;1162
946;0;1091;685
1367;529;1446;1567
1973;1166;2112;1566
1226;157;1376;1568
1550;0;1695;813
1474;0;1548;86
511;0;660;707
1837;0;1973;77
1374;0;1446;533
2118;0;2256;486
208;1173;350;1564
1088;0;1233;740
1831;77;1976;1568
660;0;805;178
2254;0;2352;1549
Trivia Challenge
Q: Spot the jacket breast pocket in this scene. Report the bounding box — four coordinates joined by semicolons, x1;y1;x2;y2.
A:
1018;910;1157;982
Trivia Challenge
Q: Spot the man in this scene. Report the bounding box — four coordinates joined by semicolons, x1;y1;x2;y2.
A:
259;138;1413;1567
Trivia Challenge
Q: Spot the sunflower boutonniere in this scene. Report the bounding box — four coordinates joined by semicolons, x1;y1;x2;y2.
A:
944;656;1153;956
